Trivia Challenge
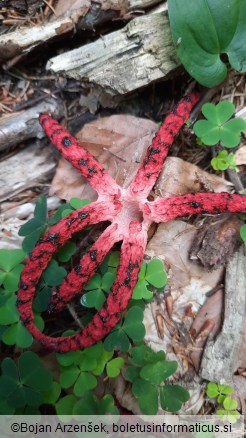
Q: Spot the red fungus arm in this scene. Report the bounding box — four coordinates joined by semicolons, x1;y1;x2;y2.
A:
17;200;120;325
39;114;120;198
128;92;200;199
18;221;146;353
143;192;246;223
48;222;122;313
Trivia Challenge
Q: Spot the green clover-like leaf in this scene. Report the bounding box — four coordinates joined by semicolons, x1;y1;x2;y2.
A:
80;289;105;310
55;394;77;417
57;241;77;262
140;360;178;385
223;396;238;411
73;372;97;397
0;249;26;272
132;378;158;414
129;344;166;366
122;306;145;342
73;392;118;415
160;385;190;412
42;260;67;286
104;327;130;352
0;352;52;410
211;150;238;171
194;102;246;147
145;258;167;289
106;357;124;378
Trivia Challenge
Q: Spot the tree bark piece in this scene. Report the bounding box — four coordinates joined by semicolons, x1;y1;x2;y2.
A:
199;246;246;384
0;143;56;202
0;99;62;152
47;8;178;96
0;0;164;62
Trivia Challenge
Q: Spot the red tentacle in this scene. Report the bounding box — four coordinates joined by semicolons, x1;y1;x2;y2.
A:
143;192;246;223
127;92;200;199
49;223;122;313
17;200;120;330
39;114;121;198
18;221;146;353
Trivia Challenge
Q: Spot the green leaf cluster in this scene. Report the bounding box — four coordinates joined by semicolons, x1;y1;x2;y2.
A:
104;307;145;352
56;341;124;397
0;249;42;348
56;392;118;416
55;341;121;415
211;150;238;172
206;382;240;422
168;0;246;87
19;196;48;253
125;344;189;414
194;102;246;148
0;352;52;413
132;258;167;300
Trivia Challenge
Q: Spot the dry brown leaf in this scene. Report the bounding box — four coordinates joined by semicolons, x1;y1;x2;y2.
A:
235;145;246;165
155;156;233;198
50;114;157;200
53;0;90;18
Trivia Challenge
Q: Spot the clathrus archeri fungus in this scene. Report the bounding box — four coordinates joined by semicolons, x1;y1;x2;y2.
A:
17;92;246;352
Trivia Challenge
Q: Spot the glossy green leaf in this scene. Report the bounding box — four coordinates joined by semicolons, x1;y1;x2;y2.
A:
0;249;26;271
80;289;105;310
168;0;246;87
160;385;190;412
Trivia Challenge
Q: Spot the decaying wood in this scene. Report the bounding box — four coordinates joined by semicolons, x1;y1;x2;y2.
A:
47;7;178;96
0;0;164;62
199;246;246;384
0;99;62;152
0;142;56;202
